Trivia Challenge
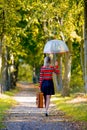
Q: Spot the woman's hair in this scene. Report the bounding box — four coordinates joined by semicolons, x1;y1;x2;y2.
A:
44;56;51;66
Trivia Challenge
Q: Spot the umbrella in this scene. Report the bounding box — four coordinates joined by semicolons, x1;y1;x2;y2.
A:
43;39;69;91
43;39;69;54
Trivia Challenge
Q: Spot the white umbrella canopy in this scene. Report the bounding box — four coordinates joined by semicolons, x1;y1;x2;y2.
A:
43;39;69;91
43;39;69;54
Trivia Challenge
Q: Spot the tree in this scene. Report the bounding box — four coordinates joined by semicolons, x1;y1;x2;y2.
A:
16;0;84;95
0;0;25;91
0;0;84;95
84;0;87;92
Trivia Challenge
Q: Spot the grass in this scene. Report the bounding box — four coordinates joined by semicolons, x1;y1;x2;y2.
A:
4;88;19;96
52;94;87;121
0;89;18;128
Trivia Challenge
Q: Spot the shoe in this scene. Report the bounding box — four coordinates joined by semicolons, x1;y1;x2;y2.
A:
45;113;48;117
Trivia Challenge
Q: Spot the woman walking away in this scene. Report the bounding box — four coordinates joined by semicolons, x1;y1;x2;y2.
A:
39;56;59;116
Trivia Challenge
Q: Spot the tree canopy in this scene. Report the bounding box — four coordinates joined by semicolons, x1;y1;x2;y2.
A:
0;0;84;95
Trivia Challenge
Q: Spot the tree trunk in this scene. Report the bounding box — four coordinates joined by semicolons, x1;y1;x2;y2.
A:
81;39;84;79
2;42;7;91
62;53;71;96
5;46;10;91
10;59;19;89
1;45;11;92
58;56;63;91
0;40;2;93
52;54;61;92
62;38;72;97
0;10;5;92
84;0;87;92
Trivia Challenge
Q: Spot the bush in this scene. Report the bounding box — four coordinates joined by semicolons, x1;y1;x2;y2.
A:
70;74;84;93
18;64;33;82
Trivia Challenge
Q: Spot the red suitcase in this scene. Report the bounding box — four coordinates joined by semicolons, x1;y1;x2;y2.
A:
36;92;43;108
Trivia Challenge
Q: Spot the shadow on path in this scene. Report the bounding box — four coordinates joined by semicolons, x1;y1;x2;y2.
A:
1;82;87;130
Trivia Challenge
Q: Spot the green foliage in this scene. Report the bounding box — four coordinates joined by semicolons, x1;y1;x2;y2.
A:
0;0;85;93
72;41;82;72
18;64;33;82
70;74;84;93
70;40;84;93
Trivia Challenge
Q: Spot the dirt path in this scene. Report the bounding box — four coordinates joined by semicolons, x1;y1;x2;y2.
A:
1;82;86;130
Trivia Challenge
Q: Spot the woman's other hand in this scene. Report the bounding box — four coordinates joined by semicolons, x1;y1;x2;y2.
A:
55;61;58;66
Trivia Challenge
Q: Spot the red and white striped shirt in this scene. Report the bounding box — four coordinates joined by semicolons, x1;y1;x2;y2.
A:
39;65;59;88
